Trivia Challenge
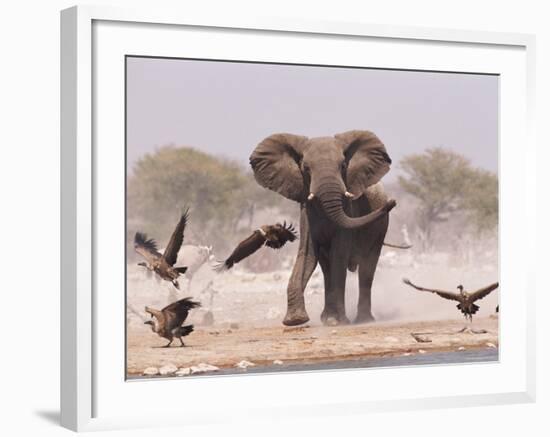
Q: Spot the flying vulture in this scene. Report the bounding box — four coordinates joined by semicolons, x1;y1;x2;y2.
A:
215;222;298;271
134;210;189;289
144;297;201;347
402;278;499;322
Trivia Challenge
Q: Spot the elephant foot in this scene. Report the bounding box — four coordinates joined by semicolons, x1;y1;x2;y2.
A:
283;309;310;326
321;308;350;326
354;312;376;324
325;316;351;326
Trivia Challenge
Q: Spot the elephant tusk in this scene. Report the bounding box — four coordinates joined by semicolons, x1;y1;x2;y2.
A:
344;191;355;199
307;193;315;201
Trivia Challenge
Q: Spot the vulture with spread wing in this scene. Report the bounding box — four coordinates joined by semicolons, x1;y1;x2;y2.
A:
215;222;298;271
402;278;499;322
134;210;189;289
144;297;201;347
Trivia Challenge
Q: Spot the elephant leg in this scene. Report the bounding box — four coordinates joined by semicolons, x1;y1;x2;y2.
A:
318;250;333;324
283;208;318;326
355;232;385;324
321;237;350;326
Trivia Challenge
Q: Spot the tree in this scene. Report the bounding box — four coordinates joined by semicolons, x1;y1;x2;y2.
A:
462;169;498;232
127;145;283;256
398;147;498;249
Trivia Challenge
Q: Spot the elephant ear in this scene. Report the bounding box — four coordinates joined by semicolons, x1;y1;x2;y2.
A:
335;130;391;195
249;133;308;202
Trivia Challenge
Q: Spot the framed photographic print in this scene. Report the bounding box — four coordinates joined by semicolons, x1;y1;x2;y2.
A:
61;5;536;431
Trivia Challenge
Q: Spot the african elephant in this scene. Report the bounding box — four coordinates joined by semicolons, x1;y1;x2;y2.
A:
249;130;396;326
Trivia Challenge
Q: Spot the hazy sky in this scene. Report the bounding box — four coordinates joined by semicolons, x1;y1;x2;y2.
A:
126;57;498;181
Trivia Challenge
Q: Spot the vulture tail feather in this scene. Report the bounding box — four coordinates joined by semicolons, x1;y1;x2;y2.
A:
175;325;194;337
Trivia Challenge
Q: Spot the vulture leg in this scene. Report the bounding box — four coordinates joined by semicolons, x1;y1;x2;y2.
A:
162;339;173;348
179;337;185;347
456;312;472;333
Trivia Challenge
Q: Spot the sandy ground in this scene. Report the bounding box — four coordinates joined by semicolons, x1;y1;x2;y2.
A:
126;246;499;377
127;316;498;376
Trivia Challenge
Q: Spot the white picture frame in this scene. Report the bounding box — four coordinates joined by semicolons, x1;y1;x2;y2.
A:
60;5;536;432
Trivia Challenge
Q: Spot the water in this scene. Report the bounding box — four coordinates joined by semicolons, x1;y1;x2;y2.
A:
130;348;498;380
217;348;498;376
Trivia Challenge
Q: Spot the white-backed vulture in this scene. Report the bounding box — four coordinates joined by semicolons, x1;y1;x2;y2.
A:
144;297;201;347
403;278;499;322
215;221;297;271
135;210;189;289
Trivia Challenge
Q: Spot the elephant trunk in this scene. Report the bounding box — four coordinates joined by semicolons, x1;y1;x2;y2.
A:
317;182;395;229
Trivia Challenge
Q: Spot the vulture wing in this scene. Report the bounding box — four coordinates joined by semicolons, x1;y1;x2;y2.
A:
162;297;201;330
144;306;165;328
265;221;298;249
215;230;266;271
469;282;499;302
134;232;162;264
162;210;189;266
402;278;461;302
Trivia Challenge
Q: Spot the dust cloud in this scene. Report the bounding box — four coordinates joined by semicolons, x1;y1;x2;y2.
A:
127;235;499;330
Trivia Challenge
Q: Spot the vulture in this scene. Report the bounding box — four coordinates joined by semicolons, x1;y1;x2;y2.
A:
134;210;189;289
144;297;201;347
215;222;297;271
402;278;499;322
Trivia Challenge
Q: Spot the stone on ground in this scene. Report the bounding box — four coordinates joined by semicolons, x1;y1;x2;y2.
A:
143;367;159;376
